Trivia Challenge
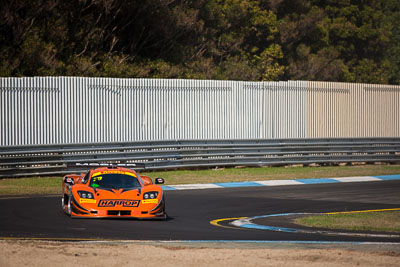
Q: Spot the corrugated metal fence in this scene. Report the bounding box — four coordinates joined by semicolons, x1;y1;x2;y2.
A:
307;81;400;138
0;77;399;146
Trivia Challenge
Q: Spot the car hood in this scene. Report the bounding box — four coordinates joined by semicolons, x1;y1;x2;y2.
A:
92;187;142;198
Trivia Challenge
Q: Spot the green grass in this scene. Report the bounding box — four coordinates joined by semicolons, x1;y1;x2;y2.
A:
0;164;399;196
0;177;62;196
141;164;400;184
295;210;400;233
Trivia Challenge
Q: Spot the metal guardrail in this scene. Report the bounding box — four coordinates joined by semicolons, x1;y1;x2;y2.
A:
0;138;399;178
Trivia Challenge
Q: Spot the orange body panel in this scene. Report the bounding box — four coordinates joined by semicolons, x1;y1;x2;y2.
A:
61;166;166;219
141;175;153;186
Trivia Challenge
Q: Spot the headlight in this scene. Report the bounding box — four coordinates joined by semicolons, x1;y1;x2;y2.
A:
143;191;158;199
78;191;94;199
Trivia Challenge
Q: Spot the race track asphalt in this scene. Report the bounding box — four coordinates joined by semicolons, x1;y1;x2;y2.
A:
0;180;399;242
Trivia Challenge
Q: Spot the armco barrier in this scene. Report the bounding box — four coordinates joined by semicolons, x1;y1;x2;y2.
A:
0;138;399;178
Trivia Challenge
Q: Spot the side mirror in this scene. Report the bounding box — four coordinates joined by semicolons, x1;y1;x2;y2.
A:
64;177;75;186
155;178;165;184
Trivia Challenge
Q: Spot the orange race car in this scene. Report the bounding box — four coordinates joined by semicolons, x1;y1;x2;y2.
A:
61;165;166;219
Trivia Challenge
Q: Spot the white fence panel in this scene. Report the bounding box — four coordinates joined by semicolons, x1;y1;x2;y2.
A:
1;77;399;146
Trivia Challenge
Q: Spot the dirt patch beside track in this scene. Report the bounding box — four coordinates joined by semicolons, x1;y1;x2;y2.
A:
1;240;399;267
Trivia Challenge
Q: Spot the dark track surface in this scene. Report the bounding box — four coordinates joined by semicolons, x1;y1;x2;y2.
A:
1;181;400;242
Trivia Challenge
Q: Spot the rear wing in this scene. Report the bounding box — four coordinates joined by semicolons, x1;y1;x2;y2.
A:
66;162;146;170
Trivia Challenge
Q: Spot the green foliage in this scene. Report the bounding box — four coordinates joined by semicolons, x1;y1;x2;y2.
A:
243;0;398;83
254;44;285;81
0;0;398;84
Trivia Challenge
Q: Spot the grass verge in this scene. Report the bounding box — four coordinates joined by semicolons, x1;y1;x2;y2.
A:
0;164;399;196
141;164;400;184
295;210;400;233
0;177;62;196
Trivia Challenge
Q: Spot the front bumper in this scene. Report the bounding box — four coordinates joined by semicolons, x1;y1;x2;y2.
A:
70;197;166;219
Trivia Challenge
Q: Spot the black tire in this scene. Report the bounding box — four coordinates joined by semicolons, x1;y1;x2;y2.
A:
62;195;72;216
67;196;72;216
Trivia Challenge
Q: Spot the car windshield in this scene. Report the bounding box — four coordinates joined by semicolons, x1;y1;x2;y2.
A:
89;173;141;190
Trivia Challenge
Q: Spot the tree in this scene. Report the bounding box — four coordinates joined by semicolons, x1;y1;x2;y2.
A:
0;0;398;84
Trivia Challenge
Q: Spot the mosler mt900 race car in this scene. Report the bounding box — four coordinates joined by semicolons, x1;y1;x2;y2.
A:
61;165;166;219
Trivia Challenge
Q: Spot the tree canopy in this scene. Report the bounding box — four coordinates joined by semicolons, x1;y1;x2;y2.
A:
1;0;399;84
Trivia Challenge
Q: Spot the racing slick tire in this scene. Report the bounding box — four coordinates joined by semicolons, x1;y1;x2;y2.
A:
62;195;72;216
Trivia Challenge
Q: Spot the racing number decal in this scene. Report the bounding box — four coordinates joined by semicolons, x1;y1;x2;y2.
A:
92;176;103;182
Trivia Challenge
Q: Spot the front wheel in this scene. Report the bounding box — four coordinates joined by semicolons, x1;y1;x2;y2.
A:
62;195;72;216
